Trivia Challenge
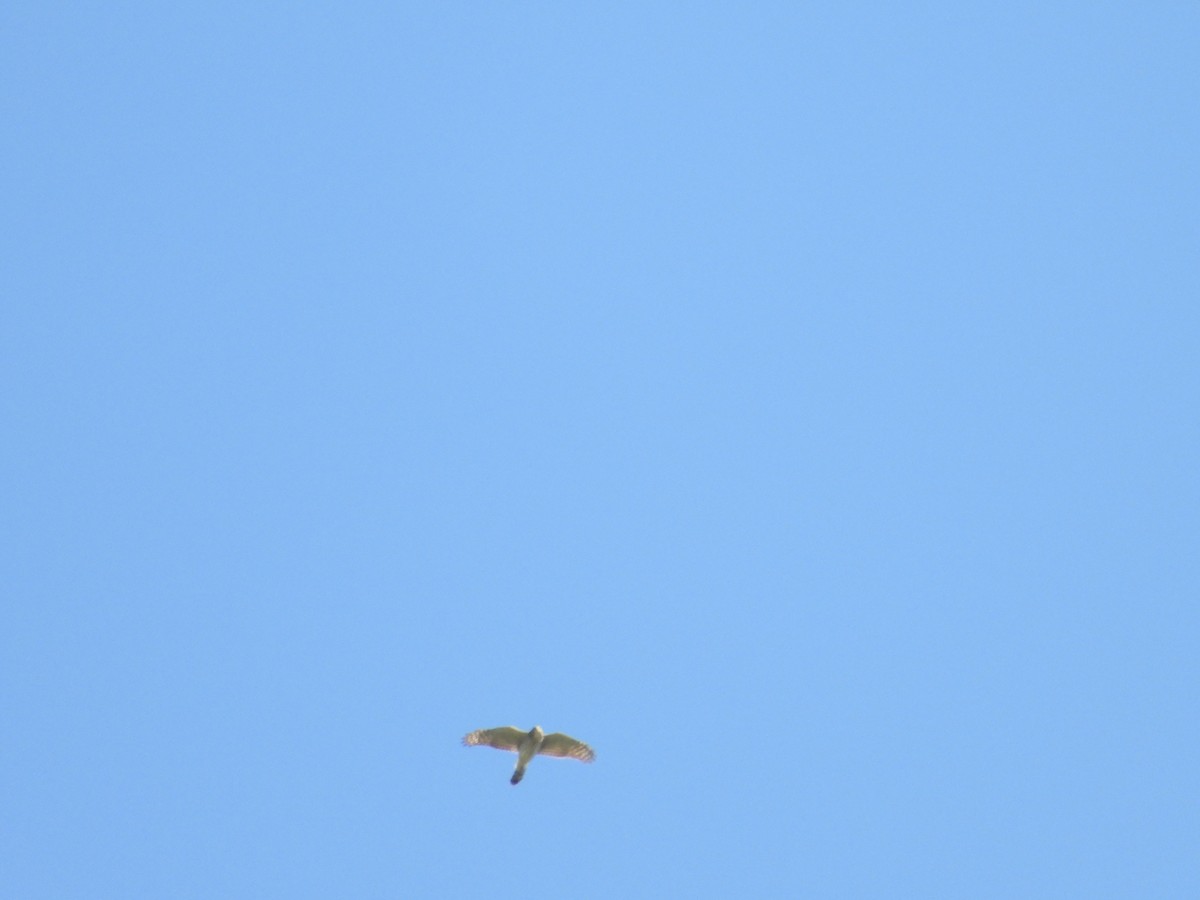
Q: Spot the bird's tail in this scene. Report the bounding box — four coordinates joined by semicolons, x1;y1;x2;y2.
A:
510;765;525;785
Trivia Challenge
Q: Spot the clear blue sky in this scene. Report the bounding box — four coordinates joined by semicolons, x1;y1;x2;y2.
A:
3;3;1197;897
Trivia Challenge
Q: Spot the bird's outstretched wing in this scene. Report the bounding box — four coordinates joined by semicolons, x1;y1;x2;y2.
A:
538;732;596;763
462;726;526;752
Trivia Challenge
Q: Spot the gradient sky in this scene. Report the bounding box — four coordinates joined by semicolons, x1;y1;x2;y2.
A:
3;3;1198;897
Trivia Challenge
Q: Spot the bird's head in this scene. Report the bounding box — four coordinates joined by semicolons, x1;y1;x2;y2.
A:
530;725;544;738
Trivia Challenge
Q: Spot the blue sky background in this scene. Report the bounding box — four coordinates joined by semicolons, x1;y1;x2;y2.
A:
3;3;1198;897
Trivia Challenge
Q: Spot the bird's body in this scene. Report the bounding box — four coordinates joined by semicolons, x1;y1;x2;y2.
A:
462;724;595;785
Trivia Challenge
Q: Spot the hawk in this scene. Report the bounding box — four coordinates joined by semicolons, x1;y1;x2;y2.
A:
462;724;595;785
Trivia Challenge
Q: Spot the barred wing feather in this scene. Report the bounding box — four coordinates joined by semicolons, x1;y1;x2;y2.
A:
538;733;596;762
462;727;526;752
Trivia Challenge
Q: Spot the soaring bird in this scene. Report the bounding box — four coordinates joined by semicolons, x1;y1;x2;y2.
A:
462;725;596;785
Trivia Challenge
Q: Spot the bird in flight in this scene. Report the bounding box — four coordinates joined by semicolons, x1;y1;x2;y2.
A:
462;724;595;785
